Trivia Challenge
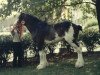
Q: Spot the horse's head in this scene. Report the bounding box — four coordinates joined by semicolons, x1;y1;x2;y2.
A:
17;12;27;26
13;13;28;35
16;12;40;26
14;12;42;34
11;13;26;37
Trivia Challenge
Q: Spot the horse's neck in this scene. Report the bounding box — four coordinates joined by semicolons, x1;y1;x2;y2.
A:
26;21;38;31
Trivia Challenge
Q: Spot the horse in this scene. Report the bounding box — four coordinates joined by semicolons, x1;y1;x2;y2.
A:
15;13;84;69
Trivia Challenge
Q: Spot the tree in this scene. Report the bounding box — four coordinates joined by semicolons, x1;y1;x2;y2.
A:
0;0;98;28
95;0;100;32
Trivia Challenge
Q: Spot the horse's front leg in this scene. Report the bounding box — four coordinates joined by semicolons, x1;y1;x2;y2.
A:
37;50;49;69
66;40;84;68
71;42;84;68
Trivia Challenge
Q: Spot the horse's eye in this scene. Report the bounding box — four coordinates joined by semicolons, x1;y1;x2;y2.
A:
21;21;25;25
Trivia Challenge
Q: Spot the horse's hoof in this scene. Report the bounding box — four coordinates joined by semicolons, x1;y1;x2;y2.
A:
75;61;84;68
37;64;45;70
37;63;49;70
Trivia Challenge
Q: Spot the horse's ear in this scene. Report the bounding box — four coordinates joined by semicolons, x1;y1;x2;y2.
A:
21;21;25;25
20;12;25;15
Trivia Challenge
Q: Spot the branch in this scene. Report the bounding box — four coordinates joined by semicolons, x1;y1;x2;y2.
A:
59;1;96;7
36;1;96;13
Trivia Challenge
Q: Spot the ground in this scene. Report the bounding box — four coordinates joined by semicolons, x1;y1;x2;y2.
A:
0;53;100;75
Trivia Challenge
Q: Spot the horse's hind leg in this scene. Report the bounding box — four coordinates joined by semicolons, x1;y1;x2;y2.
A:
66;40;84;68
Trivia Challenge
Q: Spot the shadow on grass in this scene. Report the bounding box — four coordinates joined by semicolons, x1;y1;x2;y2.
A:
0;56;100;75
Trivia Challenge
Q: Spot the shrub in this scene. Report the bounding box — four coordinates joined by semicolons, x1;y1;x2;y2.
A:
0;33;33;66
79;29;100;52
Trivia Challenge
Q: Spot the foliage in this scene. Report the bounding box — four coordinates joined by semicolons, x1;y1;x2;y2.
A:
0;35;13;52
0;35;13;67
22;33;32;49
0;0;21;18
0;33;32;67
84;18;98;29
0;0;96;23
79;29;100;52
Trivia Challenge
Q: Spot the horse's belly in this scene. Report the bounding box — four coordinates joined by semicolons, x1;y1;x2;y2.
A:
44;36;63;44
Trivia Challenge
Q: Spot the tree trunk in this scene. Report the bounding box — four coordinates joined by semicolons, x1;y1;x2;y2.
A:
96;0;100;32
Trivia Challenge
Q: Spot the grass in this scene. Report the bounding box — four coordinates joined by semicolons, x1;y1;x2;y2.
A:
0;55;100;75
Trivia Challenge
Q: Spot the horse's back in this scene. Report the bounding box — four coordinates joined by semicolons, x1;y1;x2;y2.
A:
54;21;71;37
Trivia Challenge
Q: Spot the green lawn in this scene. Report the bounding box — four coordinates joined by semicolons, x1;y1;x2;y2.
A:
0;56;100;75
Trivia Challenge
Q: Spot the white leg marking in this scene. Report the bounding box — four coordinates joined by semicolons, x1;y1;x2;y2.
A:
70;43;84;68
64;25;84;68
75;48;84;68
37;50;49;69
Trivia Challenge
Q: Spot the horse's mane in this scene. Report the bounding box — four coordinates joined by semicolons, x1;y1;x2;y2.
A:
19;13;42;23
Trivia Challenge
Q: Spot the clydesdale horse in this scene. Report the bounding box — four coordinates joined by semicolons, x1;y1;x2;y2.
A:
14;13;84;69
